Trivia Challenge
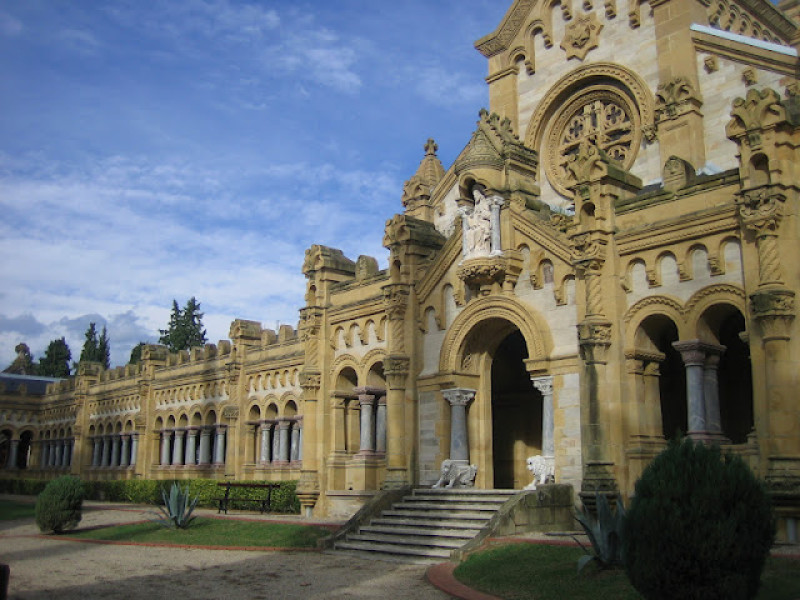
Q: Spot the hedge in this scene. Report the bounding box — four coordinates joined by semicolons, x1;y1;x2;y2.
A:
0;478;301;514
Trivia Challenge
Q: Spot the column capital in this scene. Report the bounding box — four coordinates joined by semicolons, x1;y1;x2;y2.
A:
531;376;553;396
442;388;476;407
672;339;725;366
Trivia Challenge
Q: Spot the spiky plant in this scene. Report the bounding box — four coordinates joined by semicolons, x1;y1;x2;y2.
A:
574;493;626;572
156;482;198;529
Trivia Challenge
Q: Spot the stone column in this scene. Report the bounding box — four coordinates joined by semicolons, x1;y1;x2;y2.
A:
290;420;301;462
120;435;130;468
198;427;212;465
160;430;172;466
442;388;475;462
41;441;49;470
271;422;281;462
488;195;504;255
101;436;110;467
63;439;73;468
54;440;63;468
185;428;198;466
298;424;303;461
213;425;226;465
92;437;101;467
383;355;410;488
111;435;121;467
259;423;271;464
357;392;376;454
532;376;555;458
331;399;347;455
7;439;19;469
172;429;185;466
130;433;139;467
376;395;387;455
277;420;290;464
703;347;726;437
672;340;726;441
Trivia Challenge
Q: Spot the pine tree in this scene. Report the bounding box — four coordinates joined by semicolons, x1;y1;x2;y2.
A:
38;338;72;378
159;297;207;353
80;323;99;363
97;326;110;369
128;342;146;365
3;343;36;375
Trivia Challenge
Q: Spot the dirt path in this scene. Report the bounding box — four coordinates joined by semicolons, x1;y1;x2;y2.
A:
0;501;453;600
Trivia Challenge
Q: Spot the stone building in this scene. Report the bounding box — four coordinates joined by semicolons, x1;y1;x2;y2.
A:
2;0;800;540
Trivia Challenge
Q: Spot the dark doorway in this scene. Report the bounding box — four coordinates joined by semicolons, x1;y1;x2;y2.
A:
718;312;753;444
491;330;541;489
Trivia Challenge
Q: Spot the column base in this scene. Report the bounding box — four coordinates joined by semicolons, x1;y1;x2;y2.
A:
688;431;731;445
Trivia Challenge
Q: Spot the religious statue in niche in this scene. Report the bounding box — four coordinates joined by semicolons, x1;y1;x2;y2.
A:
459;185;504;260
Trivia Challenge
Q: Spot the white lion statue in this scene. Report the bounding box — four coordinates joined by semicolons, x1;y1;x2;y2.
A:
524;454;555;490
432;459;478;489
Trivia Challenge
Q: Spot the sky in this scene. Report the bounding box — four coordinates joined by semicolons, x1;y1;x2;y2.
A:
0;0;510;370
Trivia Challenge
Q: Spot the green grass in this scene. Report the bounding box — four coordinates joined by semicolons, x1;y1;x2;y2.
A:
0;499;36;521
64;517;331;549
454;543;800;600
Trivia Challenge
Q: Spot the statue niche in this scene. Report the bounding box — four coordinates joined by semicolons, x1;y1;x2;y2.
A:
459;185;503;260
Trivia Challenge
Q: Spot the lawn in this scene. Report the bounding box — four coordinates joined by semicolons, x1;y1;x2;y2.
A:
0;499;35;521
64;517;332;549
454;543;800;600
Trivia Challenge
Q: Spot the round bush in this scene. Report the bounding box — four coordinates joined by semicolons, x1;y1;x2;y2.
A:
624;439;774;600
35;475;84;534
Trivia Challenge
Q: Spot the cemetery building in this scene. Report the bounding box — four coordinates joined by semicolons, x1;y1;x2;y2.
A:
2;0;800;541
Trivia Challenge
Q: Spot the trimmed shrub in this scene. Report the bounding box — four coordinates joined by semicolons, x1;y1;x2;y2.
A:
35;476;84;534
624;438;774;600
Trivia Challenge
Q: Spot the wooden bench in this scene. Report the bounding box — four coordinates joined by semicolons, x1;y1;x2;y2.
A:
215;482;280;514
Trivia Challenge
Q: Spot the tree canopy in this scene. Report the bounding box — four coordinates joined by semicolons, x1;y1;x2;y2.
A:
128;342;146;365
79;323;110;368
3;343;36;375
158;297;208;353
38;338;72;378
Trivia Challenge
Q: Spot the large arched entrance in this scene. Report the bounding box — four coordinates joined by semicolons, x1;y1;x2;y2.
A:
491;329;542;488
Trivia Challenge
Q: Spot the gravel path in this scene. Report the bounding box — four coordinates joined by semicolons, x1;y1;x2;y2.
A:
0;500;454;600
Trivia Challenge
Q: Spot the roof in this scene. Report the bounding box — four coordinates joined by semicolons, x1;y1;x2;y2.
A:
0;373;63;395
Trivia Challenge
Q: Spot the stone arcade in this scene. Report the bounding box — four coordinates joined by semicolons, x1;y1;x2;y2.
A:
2;0;800;542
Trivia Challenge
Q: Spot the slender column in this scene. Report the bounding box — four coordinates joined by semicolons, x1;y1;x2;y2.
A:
100;437;110;467
198;427;212;465
703;347;726;436
259;423;271;464
442;388;475;462
111;435;121;467
54;440;63;468
489;195;504;255
643;362;664;438
7;439;19;469
271;422;280;462
213;425;226;465
63;439;72;468
120;435;130;467
160;430;172;466
278;420;290;463
298;423;303;461
375;395;387;454
185;428;198;466
357;392;376;454
172;429;186;466
532;377;555;458
41;441;49;469
331;399;347;454
290;421;300;462
51;441;59;467
130;433;138;466
672;341;708;438
92;437;101;467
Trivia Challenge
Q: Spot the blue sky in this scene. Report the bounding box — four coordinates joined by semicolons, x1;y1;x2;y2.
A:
0;0;509;369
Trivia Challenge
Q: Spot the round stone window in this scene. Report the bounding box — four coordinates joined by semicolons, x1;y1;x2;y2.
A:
544;85;642;197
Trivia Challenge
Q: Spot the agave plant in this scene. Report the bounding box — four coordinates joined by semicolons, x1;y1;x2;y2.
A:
574;493;626;573
156;482;199;529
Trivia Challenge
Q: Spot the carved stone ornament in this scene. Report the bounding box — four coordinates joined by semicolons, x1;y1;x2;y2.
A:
738;189;785;235
742;68;758;87
525;454;555;489
751;289;795;342
578;320;613;363
561;12;603;60
654;77;702;122
222;405;239;420
432;459;478;489
727;88;786;149
299;370;321;393
704;55;719;73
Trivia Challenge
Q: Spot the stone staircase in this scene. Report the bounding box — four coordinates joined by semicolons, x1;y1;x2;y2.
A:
333;488;519;561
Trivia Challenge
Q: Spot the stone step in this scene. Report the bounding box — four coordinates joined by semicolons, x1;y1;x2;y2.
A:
412;488;518;497
381;508;494;520
370;516;487;530
334;540;452;559
347;532;466;548
359;524;481;539
392;501;502;512
407;494;512;505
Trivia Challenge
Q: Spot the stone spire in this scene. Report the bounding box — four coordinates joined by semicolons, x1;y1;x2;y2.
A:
401;138;445;221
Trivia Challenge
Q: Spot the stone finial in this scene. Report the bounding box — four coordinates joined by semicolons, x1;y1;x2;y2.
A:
401;138;445;219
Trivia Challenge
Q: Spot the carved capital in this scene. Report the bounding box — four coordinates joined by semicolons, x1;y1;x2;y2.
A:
299;369;321;395
442;388;476;407
751;289;795;342
578;320;612;364
382;283;410;320
738;189;785;235
384;355;410;388
570;232;607;268
531;376;554;396
727;88;787;149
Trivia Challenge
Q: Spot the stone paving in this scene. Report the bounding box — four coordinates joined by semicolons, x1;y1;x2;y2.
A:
0;498;455;600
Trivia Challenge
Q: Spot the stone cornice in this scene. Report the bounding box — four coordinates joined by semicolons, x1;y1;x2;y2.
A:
692;28;799;77
474;0;536;58
616;205;739;256
733;0;799;43
327;296;385;325
513;213;573;264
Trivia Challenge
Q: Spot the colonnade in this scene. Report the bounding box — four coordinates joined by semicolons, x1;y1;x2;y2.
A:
40;438;74;469
158;425;226;466
257;417;303;465
331;387;387;457
671;340;728;441
90;433;138;468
